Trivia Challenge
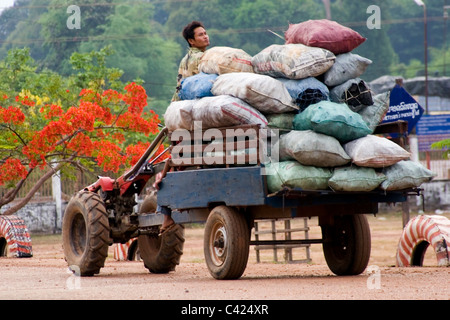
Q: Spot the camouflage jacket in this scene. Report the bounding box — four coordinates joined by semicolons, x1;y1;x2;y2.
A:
172;47;205;101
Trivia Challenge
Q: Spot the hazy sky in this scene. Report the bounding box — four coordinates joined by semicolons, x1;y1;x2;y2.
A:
0;0;15;13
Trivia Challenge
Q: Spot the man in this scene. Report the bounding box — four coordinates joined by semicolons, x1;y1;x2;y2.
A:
158;21;210;234
172;21;210;101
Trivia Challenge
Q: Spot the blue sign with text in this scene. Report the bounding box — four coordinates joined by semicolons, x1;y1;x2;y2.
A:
381;85;424;133
416;114;450;151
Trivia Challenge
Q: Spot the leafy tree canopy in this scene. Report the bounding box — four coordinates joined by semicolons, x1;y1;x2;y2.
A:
0;0;448;109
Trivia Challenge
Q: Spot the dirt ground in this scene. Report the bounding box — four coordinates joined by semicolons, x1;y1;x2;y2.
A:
0;212;449;301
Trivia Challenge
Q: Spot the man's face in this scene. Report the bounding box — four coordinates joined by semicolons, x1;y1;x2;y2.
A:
188;27;210;51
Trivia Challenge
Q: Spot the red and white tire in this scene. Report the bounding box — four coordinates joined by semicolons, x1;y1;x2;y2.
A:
0;215;33;258
113;238;139;261
396;215;450;267
113;240;132;261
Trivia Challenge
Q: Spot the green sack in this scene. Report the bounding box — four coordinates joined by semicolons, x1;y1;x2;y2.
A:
266;161;332;193
380;160;436;191
266;113;295;130
328;166;386;192
293;100;371;143
357;91;390;132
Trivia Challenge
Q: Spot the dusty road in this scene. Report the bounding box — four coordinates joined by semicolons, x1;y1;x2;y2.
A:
0;214;448;303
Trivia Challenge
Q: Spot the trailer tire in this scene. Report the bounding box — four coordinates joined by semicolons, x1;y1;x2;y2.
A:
396;215;450;267
62;191;110;276
138;193;185;274
204;205;250;280
321;214;371;275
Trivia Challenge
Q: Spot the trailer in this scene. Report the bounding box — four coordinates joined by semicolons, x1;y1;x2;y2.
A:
62;122;420;279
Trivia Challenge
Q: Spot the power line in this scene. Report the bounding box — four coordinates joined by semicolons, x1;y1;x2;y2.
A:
0;33;161;45
0;63;176;88
0;15;446;46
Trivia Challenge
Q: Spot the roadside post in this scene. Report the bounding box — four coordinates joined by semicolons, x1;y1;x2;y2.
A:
381;80;425;227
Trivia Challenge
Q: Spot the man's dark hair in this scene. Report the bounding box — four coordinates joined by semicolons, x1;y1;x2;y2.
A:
182;21;204;46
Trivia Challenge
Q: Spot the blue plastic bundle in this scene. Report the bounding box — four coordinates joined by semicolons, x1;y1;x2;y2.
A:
178;72;218;100
277;77;329;111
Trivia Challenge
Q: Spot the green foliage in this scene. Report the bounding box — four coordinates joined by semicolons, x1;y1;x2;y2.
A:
164;0;324;56
0;0;449;114
390;58;424;79
431;139;450;159
0;47;76;111
0;47;36;93
70;45;124;91
38;0;115;73
389;46;450;79
75;2;181;113
428;47;450;77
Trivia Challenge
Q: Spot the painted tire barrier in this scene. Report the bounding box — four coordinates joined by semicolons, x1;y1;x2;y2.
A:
0;215;33;257
396;215;450;267
113;240;132;261
113;238;138;261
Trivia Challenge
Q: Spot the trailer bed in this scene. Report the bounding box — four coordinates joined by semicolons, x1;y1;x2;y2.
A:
138;165;420;229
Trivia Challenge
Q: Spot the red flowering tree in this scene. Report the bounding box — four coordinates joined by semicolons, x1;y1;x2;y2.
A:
0;82;165;215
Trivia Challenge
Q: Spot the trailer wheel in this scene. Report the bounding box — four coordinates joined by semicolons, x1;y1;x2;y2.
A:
204;205;250;280
62;191;110;276
321;214;371;276
138;192;185;274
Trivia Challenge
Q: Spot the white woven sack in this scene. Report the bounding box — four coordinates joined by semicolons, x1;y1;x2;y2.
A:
251;44;335;79
186;95;268;129
199;46;254;74
164;100;196;131
211;72;298;114
344;135;411;168
280;130;351;167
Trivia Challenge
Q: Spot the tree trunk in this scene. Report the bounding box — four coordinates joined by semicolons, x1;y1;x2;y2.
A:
1;162;65;215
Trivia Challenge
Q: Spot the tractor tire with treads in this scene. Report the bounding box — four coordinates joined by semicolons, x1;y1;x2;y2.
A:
62;191;110;276
138;192;185;274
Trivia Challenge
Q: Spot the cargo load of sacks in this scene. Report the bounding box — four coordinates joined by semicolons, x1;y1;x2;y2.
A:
164;19;436;192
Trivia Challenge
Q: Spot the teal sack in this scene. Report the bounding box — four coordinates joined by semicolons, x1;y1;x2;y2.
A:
293;101;371;143
292;105;315;131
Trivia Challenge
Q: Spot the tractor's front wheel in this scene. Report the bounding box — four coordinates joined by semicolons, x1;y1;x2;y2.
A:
62;191;110;276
